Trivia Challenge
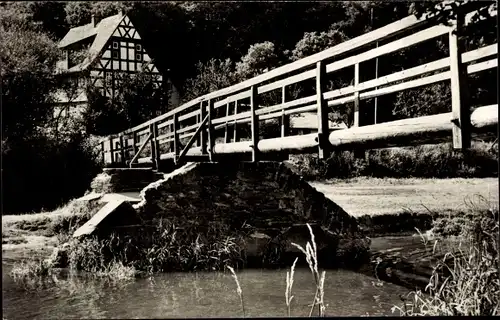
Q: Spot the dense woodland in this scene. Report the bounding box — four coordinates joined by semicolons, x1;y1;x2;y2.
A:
1;1;497;214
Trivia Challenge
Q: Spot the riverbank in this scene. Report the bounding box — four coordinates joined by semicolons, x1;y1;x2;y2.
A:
3;176;498;317
3;177;497;263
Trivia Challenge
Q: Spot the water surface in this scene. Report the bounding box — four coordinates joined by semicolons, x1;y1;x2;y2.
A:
2;264;407;318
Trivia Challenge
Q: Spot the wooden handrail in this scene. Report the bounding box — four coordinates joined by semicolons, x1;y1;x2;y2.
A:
100;3;497;166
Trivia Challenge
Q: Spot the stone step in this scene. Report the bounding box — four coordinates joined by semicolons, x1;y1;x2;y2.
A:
75;192;142;204
73;199;141;238
91;167;165;194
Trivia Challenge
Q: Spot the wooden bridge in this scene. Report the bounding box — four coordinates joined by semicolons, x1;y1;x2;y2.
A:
101;3;498;170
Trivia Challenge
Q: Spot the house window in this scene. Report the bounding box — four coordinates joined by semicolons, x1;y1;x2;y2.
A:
113;42;119;49
136;44;142;51
112;50;119;59
136;53;143;61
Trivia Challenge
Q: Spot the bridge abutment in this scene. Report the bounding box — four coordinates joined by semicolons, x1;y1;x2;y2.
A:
74;161;371;269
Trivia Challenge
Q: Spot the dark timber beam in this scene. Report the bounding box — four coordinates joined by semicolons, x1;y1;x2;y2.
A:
449;14;471;150
316;61;330;159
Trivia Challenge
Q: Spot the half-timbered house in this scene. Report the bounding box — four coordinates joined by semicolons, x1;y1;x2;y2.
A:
54;11;180;118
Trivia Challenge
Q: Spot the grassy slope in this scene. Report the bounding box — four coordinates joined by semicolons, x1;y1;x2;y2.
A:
2;200;105;260
309;177;499;217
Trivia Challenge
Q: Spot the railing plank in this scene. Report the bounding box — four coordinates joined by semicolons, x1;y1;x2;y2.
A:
214;90;251;108
325;25;450;74
178;109;200;122
177;123;199;135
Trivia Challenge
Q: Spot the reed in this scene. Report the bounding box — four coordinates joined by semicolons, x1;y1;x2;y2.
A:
285;257;298;317
291;223;327;317
392;207;499;316
227;265;246;318
224;223;327;317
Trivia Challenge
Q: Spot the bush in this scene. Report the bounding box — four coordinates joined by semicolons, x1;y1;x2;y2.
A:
2;134;102;214
289;141;498;180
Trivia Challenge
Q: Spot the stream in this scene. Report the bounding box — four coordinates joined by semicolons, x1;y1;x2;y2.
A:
2;236;427;318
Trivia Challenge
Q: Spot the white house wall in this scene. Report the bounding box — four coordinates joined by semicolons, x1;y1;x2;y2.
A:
89;15;163;97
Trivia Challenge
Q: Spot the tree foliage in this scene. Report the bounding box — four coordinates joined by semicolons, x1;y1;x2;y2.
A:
235;41;281;80
83;70;169;136
1;0;497;213
1;6;60;141
182;58;237;103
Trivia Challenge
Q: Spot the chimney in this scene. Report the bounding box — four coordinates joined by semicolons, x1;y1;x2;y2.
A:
91;14;95;27
119;9;124;17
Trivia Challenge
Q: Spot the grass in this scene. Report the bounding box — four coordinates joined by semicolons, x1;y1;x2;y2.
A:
10;259;52;280
310;177;498;217
391;206;499;316
44;217;246;277
290;140;498;180
2;199;104;238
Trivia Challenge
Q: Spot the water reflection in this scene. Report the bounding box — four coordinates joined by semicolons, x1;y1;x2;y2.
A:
3;264;408;318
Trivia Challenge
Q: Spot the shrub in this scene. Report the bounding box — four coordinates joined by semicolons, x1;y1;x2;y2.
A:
2;134;102;214
289;141;498;180
393;207;499;316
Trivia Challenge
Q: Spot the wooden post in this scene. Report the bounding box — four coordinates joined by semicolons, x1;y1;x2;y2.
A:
132;131;138;158
353;63;360;127
208;99;215;161
154;123;160;170
281;86;289;138
173;114;179;163
449;14;471;150
101;140;105;165
196;113;201;147
374;43;379;124
233;101;239;142
250;85;259;162
125;135;130;162
119;135;125;164
200;101;208;154
149;123;160;170
224;102;230;143
109;137;114;164
316;61;330;159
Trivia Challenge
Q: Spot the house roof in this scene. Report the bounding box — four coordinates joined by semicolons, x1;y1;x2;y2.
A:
58;23;97;48
290;113;347;130
56;13;125;74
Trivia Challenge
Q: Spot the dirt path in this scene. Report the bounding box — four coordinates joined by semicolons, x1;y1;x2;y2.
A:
310;177;498;217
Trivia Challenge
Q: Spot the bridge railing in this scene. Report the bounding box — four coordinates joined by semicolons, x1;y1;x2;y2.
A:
101;2;498;168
